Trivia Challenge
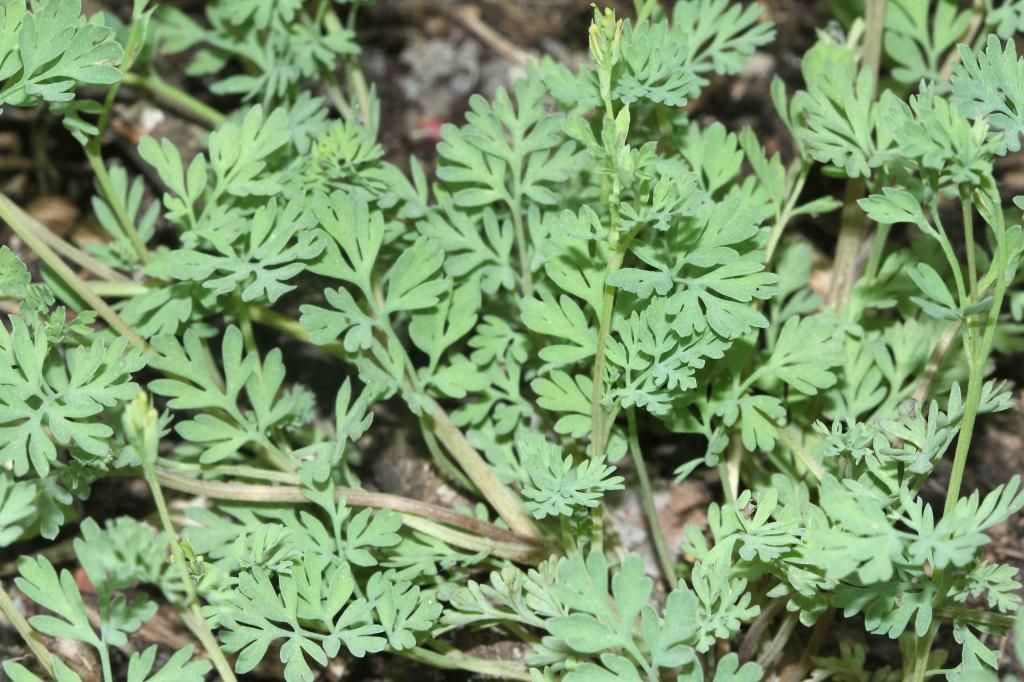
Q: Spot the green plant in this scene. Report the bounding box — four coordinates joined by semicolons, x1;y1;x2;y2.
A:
2;0;1024;680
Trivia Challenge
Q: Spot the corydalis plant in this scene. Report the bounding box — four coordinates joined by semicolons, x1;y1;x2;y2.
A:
1;0;1024;681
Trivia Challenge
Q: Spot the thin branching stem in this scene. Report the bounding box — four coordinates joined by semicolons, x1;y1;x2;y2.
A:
961;185;978;299
123;72;227;128
510;194;534;297
234;294;261;369
141;464;238;681
943;278;1007;514
626;408;677;590
32;222;129;283
325;7;371;125
246;304;541;539
912;189;1011;681
152;466;543;562
398;646;532;681
0;581;56;679
0;191;148;349
589;185;625;549
764;162;808;264
84;141;149;263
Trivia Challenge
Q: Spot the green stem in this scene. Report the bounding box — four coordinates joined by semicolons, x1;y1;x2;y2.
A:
757;612;798;668
152;466;543;561
419;419;476;492
249;304;340;351
718;459;736;504
862;0;888;87
401;516;541;562
161;459;301;484
764;163;808;265
426;401;541;539
961;186;978;299
123;72;227;128
248;305;541;540
634;0;659;24
141;464;237;681
929;198;969;309
826;0;887;310
774;425;823;482
863;220;891;282
94;80;121;140
85;141;149;263
35;221;129;283
323;74;354;118
98;646;113;682
589;247;624;550
510;196;534;297
934;604;1016;630
627;408;677;589
326;8;371;125
828;177;868;310
398;646;531;681
256;437;297;474
235;295;260;366
180;608;236;680
910;621;939;682
0;191;147;349
586;141;628;550
914;191;1010;679
942;190;1008;515
0;581;55;679
942;296;1004;516
590;248;625;459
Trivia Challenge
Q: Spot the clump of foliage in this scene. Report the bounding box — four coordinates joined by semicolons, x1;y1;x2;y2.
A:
2;0;1024;680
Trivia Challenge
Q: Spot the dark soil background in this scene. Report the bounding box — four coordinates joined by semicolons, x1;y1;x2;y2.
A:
2;0;1024;680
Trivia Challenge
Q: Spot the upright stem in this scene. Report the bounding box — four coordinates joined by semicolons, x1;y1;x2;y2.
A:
961;186;978;299
510;197;534;297
718;458;737;504
826;0;887;310
590;247;625;459
862;0;888;87
589;245;625;550
98;647;113;682
827;177;868;309
942;281;1006;516
325;8;371;125
914;192;1010;680
141;460;238;680
862;220;892;282
627;408;677;589
764;163;808;265
85;142;149;264
235;295;261;369
0;581;55;679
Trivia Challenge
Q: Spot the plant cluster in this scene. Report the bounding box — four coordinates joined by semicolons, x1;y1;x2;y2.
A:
2;0;1024;680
